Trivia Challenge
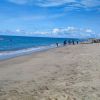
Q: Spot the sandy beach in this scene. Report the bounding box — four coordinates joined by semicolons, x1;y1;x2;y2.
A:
0;44;100;100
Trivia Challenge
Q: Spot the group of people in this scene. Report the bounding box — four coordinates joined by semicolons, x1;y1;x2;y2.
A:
56;40;79;47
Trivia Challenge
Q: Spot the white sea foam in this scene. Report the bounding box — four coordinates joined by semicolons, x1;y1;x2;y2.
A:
0;45;56;60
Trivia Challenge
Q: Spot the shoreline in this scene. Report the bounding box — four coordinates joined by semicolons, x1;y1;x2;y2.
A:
0;45;65;62
0;44;58;61
0;43;75;61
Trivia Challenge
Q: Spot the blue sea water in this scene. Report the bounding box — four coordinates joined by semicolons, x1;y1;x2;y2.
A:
0;35;82;60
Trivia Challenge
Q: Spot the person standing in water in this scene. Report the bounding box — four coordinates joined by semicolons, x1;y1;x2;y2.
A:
56;43;59;47
63;40;67;46
76;41;79;44
72;40;75;45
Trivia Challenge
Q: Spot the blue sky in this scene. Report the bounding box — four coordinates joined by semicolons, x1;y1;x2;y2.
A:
0;0;100;38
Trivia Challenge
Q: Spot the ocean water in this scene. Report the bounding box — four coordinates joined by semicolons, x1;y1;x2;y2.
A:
0;35;81;60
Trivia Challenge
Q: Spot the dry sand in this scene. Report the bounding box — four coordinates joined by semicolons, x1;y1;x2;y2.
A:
0;44;100;100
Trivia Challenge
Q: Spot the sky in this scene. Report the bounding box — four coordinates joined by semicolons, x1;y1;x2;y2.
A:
0;0;100;38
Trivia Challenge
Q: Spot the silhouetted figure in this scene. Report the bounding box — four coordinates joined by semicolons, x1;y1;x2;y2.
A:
63;40;67;46
56;43;59;47
76;41;79;44
72;40;75;45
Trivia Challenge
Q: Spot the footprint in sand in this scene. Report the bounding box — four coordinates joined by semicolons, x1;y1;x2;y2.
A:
47;95;75;100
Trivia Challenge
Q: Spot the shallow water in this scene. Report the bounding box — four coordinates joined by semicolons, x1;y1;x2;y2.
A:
0;35;81;60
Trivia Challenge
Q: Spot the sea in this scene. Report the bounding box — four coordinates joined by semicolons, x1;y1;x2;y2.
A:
0;35;83;60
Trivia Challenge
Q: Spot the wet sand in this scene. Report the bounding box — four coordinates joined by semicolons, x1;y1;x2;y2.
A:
0;44;100;100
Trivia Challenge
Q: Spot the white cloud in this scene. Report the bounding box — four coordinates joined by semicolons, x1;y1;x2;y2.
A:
16;29;21;32
7;0;76;6
33;31;49;35
51;27;97;38
36;0;76;7
21;27;96;38
52;28;61;34
7;0;100;11
1;27;98;38
81;0;100;7
85;29;93;33
7;0;76;7
8;0;76;6
64;26;77;32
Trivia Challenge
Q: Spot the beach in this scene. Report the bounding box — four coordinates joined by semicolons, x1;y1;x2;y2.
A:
0;44;100;100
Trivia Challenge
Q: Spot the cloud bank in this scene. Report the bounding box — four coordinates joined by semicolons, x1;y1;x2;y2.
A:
50;27;96;38
7;0;100;11
1;27;98;38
